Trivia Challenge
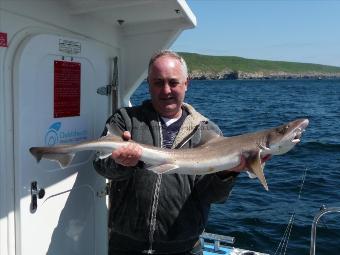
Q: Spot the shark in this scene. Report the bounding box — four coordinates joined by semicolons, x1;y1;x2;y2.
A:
29;118;309;191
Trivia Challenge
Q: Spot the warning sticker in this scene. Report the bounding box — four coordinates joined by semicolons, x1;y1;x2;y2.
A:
54;61;81;118
0;32;8;47
59;39;81;55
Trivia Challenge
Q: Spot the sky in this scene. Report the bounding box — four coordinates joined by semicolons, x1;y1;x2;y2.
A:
171;0;340;67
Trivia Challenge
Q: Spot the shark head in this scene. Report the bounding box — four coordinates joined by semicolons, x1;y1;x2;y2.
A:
248;118;309;191
264;118;309;155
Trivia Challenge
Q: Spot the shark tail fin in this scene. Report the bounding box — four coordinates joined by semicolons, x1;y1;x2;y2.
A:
29;147;75;169
29;147;44;163
247;151;269;191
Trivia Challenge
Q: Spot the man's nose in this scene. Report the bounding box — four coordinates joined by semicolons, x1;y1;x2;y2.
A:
161;83;171;94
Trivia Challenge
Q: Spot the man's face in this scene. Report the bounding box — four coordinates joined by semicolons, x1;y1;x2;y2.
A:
148;56;188;118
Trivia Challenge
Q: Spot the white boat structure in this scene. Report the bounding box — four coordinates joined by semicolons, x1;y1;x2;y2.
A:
1;1;195;254
0;1;327;255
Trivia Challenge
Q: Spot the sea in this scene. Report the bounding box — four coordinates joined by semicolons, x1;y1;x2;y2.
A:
131;79;340;255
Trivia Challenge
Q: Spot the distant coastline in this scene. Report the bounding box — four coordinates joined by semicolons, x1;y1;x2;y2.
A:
189;70;340;80
178;52;340;80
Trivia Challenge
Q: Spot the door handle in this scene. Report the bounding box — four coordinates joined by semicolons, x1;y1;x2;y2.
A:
30;181;45;213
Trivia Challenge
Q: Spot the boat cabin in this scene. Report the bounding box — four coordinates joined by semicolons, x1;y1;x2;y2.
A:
0;1;196;254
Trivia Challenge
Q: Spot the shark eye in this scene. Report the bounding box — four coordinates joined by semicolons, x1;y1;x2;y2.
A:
276;125;288;134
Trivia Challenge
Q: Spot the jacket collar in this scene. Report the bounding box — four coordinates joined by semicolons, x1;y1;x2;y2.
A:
172;103;207;148
141;100;208;148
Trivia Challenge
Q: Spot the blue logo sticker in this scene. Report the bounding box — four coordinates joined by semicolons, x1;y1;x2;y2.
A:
44;121;88;146
49;122;61;131
45;122;61;145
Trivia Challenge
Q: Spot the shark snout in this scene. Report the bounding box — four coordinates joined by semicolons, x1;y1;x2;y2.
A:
299;118;309;130
292;119;309;143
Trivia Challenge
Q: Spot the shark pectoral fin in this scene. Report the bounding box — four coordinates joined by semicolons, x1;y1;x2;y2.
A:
146;164;179;174
247;151;269;191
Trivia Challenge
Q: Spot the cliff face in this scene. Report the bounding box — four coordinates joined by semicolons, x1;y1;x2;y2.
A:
189;69;238;80
189;70;340;80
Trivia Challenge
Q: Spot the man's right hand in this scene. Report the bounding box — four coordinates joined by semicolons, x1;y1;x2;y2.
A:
111;131;142;167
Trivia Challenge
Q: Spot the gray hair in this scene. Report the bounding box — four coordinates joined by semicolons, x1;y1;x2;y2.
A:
148;50;188;78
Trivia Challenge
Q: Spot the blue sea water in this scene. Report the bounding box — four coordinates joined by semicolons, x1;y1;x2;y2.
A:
131;79;340;255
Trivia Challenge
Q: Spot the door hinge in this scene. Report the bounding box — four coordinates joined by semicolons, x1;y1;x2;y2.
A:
96;56;118;97
96;84;116;96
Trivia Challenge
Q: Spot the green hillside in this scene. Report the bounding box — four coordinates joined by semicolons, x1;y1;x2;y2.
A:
178;52;340;74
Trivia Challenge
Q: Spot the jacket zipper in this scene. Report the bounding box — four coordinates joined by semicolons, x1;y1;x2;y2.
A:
145;119;164;253
146;120;200;252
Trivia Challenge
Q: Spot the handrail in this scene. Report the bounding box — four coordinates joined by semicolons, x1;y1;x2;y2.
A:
200;232;235;252
310;206;340;255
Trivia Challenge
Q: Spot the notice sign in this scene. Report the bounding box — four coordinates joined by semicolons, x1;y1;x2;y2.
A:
0;32;8;47
59;39;81;55
54;61;81;118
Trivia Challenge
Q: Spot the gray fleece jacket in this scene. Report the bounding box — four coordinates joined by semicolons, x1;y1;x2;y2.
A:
93;100;238;253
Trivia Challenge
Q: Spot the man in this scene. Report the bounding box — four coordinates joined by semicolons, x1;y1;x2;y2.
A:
93;50;246;255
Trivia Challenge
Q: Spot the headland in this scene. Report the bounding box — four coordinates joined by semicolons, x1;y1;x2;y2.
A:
178;52;340;80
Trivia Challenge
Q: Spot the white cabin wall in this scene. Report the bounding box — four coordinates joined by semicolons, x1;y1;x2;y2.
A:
0;7;16;255
0;2;121;255
0;1;196;254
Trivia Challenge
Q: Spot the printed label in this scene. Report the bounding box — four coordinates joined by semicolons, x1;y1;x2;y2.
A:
59;39;81;54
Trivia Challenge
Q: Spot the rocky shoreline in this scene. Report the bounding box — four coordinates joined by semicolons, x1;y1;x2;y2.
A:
189;70;340;80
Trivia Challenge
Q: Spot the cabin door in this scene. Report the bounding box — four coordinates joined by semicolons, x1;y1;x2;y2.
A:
13;34;115;255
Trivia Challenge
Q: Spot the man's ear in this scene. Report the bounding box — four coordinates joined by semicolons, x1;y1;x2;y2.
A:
185;78;190;91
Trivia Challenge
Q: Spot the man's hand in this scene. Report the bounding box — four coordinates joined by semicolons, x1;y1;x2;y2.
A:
111;131;142;166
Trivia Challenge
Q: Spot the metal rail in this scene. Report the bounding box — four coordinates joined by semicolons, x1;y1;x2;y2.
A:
200;232;235;252
310;206;340;255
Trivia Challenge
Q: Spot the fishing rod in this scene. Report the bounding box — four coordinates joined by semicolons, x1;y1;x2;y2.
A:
273;167;308;255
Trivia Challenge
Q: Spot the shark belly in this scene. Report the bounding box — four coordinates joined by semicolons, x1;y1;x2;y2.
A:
171;152;242;175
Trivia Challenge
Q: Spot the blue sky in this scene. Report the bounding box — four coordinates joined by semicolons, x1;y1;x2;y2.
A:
172;0;340;67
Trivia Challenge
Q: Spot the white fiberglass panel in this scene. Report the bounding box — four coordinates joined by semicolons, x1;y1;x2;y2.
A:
13;33;114;255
